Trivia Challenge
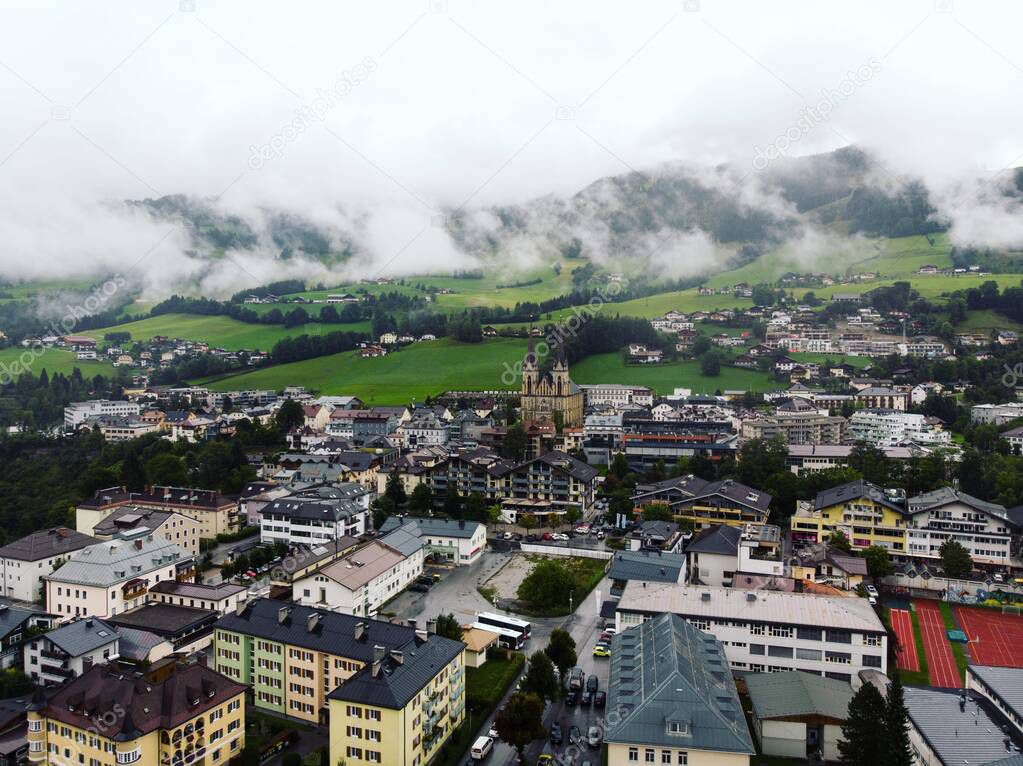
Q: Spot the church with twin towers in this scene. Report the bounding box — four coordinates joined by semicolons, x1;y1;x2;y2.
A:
518;339;584;428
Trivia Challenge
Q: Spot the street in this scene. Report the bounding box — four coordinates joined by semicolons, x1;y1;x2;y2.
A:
385;552;613;765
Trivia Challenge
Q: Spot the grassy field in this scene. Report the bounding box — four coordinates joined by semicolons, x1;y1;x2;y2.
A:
0;347;110;379
571;352;775;394
84;314;370;351
954;309;1023;333
205;337;528;403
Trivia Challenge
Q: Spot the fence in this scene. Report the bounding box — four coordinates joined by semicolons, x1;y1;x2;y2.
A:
519;542;614;561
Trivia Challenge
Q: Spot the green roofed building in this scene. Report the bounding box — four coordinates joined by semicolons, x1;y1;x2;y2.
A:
605;613;754;766
745;670;853;762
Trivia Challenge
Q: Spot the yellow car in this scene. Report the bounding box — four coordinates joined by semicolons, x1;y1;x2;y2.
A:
538;755;554;766
593;644;611;658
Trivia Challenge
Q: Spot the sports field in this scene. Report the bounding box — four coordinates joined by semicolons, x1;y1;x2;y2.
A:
955;605;1023;667
915;599;962;687
891;608;921;673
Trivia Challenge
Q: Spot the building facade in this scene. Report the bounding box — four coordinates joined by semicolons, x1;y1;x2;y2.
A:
519;345;584;427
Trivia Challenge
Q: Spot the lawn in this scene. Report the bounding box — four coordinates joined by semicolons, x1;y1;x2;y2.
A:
571;352;776;394
513;556;608;618
204;337;529;403
0;346;110;380
84;313;369;351
938;601;968;684
955;309;1023;333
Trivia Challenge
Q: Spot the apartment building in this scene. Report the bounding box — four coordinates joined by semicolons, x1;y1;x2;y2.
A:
44;530;194;621
631;476;772;531
792;480;910;553
0;528;96;602
740;408;848;446
849;409;951;447
77;485;238;540
258;496;369;547
213;598;461;732
90;506;201;556
148;580;248;616
853;386;910;411
328;634;465;766
905;487;1019;567
63;399;140;430
971;402;1023;426
785;444;914;475
27;661;246;766
616;582;888;681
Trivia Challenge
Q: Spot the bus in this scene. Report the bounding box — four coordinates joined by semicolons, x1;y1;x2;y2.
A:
469;622;525;651
476;612;532;642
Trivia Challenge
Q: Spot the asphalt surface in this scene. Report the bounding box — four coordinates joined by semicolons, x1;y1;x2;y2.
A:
386;549;614;765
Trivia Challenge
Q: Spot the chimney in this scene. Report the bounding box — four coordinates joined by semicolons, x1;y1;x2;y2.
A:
373;645;386;663
390;650;404;665
307;613;320;633
407;619;417;630
85;618;93;628
354;622;366;641
235;600;248;617
277;606;290;625
426;619;437;635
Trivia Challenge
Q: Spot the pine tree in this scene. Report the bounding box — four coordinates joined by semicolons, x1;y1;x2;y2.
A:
839;682;887;764
883;676;914;766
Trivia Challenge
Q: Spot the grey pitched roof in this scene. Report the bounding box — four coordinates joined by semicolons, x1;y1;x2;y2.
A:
45;532;190;587
112;627;168;662
0;527;96;562
44;618;118;657
0;604;43;638
378;525;425;557
213;599;417;661
607;551;685;583
327;634;464;709
969;665;1023;719
908;487;1010;522
262;496;363;523
814;479;906;514
685;525;741;556
378;516;483;540
746;671;853;721
92;507;177;536
904;687;1023;765
605;613;754;754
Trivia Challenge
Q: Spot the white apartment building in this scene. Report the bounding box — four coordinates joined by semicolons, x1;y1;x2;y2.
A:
616;582;888;682
0;528;97;603
259;496;369;547
579;384;655;408
63;400;141;430
44;529;194;622
971;402;1023;426
293;536;424;618
906;487;1019;567
377;516;487;565
849;409;951;447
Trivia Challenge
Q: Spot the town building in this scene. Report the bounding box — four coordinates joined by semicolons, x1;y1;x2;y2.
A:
106;603;218;654
76;485;239;540
26;661;247;766
90;506;202;556
0;527;96;602
849;409;951;447
966;664;1023;736
0;603;54;669
631;476;772;531
615;582;888;680
785;444;913;475
578;383;655;408
905;487;1019;567
972;402;1023;426
903;686;1023;766
63;400;141;430
745;671;853;763
604;613;755;766
854;386;910;411
327;631;465;766
44;530;194;621
376;516;487;565
460;626;498;668
739;405;848;446
147;580;248;616
293;526;424;618
258;495;369;547
791;480;910;553
24;617;119;686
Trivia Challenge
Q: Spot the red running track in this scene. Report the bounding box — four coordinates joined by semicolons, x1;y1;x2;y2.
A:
890;608;920;672
914;600;960;688
955;605;1023;667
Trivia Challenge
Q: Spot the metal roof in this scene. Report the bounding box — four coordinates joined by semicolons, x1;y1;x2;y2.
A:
746;671;853;721
378;516;483;540
45;534;190;587
685;525;742;556
607;551;685;583
904;686;1023;765
605;613;754;754
43;618;118;657
0;527;96;562
969;665;1023;721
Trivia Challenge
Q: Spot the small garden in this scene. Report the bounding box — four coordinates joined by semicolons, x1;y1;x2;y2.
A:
514;555;608;617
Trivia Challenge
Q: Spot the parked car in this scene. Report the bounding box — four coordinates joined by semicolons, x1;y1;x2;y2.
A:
599;631;614;642
409;582;430;593
565;690;579;706
587;726;602;747
542;532;554;541
865;584;879;598
586;675;599;693
580;690;592;706
594;691;606;708
550;723;563;745
575;525;590;535
537;756;554;766
593;645;611;658
569;725;582;745
526;534;539;542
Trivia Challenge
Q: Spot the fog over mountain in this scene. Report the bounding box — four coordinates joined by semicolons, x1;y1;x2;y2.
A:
1;0;1022;297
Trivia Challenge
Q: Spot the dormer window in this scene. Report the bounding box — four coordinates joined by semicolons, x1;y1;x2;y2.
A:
666;718;691;736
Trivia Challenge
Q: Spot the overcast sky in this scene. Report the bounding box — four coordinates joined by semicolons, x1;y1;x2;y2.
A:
2;0;1022;294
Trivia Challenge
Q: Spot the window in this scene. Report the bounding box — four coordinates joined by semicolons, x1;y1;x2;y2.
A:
645;749;655;763
677;754;688;765
749;644;765;655
750;624;765;635
825;630;852;644
768;646;793;658
629;748;638;762
796;648;822;661
863;655;882;668
796;627;822;641
768;625;792;638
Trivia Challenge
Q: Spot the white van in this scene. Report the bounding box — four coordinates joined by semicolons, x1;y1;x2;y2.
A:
471;735;494;760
